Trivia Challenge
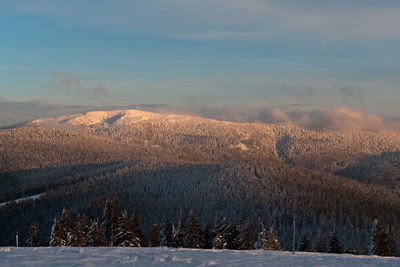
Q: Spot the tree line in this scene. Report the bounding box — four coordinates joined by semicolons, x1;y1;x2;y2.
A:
24;200;397;257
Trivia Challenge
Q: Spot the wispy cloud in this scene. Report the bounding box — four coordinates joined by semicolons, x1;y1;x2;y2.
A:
339;86;364;102
55;71;109;98
7;0;400;40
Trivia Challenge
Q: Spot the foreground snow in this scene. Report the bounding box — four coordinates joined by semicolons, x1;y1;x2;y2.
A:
0;247;399;267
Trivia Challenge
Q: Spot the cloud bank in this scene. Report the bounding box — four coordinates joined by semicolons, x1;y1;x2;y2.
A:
160;105;400;132
0;98;398;132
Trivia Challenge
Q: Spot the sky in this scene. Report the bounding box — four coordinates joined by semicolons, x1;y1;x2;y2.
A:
1;0;400;128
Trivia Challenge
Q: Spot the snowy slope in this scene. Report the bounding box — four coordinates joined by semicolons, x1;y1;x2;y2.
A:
0;247;399;267
0;194;43;207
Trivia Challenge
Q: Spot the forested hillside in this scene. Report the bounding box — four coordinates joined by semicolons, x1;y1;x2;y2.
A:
1;109;399;254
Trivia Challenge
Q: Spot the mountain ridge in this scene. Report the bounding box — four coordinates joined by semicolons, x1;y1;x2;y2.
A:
1;109;399;249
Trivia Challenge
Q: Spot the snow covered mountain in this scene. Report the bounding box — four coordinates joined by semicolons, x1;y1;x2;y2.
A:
1;109;400;251
29;109;400;177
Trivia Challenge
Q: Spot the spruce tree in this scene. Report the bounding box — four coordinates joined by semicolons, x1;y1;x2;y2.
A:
256;218;267;250
58;209;72;246
26;223;40;247
371;221;396;256
329;233;343;254
115;211;141;247
201;225;213;249
314;233;327;252
176;210;187;247
86;219;107;247
368;219;379;255
171;225;179;248
185;210;202;248
162;218;174;247
148;224;161;247
70;215;88;247
101;199;118;246
49;218;62;246
213;217;228;249
131;210;143;247
236;221;255;250
299;232;313;252
264;226;281;250
225;224;239;249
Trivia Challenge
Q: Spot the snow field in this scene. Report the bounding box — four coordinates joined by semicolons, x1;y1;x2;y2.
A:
1;247;399;267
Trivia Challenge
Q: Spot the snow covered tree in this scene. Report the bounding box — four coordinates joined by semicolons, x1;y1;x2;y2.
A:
264;226;281;250
26;223;40;247
329;233;343;254
213;217;229;249
114;211;141;247
236;221;255;250
69;215;88;247
255;218;267;250
368;219;378;255
184;210;202;248
371;221;396;256
58;209;72;246
171;225;178;248
130;210;144;247
176;210;187;247
86;219;106;247
148;224;161;247
162;217;174;247
101;199;118;246
298;232;313;252
49;218;63;246
314;233;327;252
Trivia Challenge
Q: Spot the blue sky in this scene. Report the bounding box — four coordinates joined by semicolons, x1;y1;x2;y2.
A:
1;0;400;126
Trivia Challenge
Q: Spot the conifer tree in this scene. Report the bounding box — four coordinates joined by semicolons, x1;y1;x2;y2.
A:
26;223;40;247
86;219;107;247
58;209;72;246
236;221;255;250
256;218;267;250
298;232;313;252
225;224;239;249
162;217;174;247
131;210;144;247
148;224;161;247
171;225;178;248
101;199;118;246
70;215;88;247
176;210;187;247
329;233;343;254
50;218;62;246
115;211;141;247
213;217;228;249
368;219;378;255
264;226;281;250
314;233;327;253
371;221;396;256
185;210;202;248
201;225;213;249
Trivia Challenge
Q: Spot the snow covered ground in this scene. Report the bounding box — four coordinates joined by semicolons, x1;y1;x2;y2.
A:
0;247;399;267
